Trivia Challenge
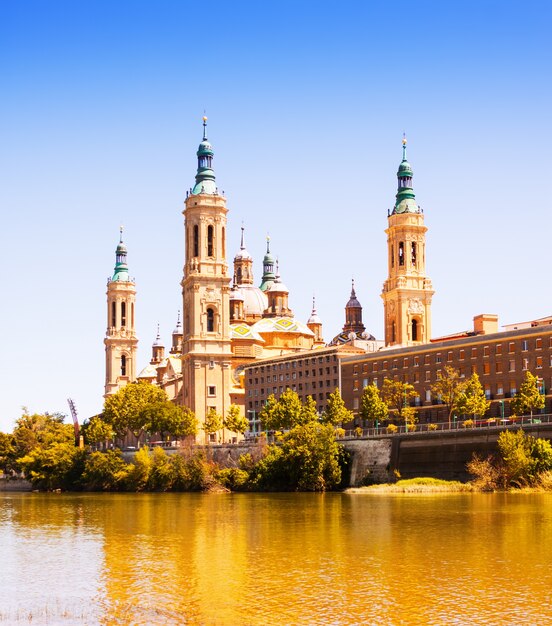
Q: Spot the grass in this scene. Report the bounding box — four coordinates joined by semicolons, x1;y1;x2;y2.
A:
346;477;474;494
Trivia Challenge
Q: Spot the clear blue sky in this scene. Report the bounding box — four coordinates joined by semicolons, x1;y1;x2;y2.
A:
1;1;550;432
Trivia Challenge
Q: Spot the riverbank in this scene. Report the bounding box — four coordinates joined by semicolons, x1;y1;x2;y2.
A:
346;477;474;494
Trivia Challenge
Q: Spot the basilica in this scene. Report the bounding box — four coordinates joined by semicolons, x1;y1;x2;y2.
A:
104;119;436;435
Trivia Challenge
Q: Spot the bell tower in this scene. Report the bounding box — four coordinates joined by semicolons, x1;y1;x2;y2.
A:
381;137;434;346
181;118;232;435
104;228;138;395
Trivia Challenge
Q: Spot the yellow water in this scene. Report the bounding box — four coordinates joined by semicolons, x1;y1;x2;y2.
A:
2;492;552;624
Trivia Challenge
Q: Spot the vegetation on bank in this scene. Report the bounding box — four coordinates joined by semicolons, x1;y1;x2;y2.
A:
347;477;473;494
0;388;352;493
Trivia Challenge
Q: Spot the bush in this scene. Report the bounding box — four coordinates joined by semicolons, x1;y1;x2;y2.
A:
428;423;438;431
217;467;249;490
387;424;398;434
82;450;130;491
462;419;474;428
467;454;500;491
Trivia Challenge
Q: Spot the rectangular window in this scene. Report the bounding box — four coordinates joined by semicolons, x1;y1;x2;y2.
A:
403;358;409;368
425;371;431;382
436;354;442;364
363;378;369;388
522;340;529;351
496;362;502;374
414;356;420;367
471;348;477;359
447;351;453;362
523;358;529;371
483;345;489;357
392;360;398;370
510;383;517;396
536;338;542;350
207;386;216;397
496;344;502;356
509;360;515;372
459;349;465;360
536;356;543;369
424;354;430;366
425;389;431;403
373;362;378;372
509;342;515;353
496;384;503;395
353;365;358;375
483;363;490;375
383;361;388;370
414;372;420;383
484;385;491;400
363;364;369;373
353;398;359;410
353;380;359;391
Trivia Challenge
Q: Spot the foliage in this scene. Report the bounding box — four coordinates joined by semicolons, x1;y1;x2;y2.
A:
457;373;490;418
203;408;223;441
359;384;388;425
103;380;169;443
217;467;249;490
321;389;353;426
381;378;417;419
354;426;363;437
402;406;418;427
497;429;552;487
81;416;114;445
81;450;130;491
511;371;545;418
223;404;249;435
428;423;438;431
259;390;304;430
12;411;74;458
149;402;198;440
126;446;153;491
462;419;474;428
430;365;466;425
18;443;85;491
0;432;15;472
387;424;398;433
466;454;501;491
252;421;343;492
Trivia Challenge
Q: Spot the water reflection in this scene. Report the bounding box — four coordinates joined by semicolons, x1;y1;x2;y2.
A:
2;492;552;624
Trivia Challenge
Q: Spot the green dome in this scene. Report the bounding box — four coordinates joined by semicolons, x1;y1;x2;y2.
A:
398;159;413;176
197;140;214;157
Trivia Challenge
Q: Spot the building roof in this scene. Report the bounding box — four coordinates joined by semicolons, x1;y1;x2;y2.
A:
252;317;315;336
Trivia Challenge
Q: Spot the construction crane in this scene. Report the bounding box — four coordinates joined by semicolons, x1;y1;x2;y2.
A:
67;398;80;443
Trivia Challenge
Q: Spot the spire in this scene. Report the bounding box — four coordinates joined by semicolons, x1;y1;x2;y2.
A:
173;310;182;335
111;227;130;282
259;235;276;292
240;224;245;250
192;116;217;195
307;295;322;325
393;134;418;215
343;279;365;334
153;323;163;347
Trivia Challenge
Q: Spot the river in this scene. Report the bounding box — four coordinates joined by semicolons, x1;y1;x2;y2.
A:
1;492;552;624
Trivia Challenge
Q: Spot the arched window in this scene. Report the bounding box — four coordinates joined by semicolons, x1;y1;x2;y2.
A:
399;242;405;266
121;302;126;327
391;245;394;268
131;303;134;327
121;354;127;376
207;308;214;332
391;321;396;343
207;225;214;257
412;319;418;341
193;225;199;257
222;227;226;259
111;301;116;327
237;267;242;283
411;242;417;266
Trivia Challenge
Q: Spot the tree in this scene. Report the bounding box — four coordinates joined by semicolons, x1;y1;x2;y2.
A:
321;389;354;426
148;402;197;441
259;389;304;430
81;415;115;446
457;373;490;418
359;384;388;427
511;371;545;418
103;380;169;444
0;432;15;473
203;408;223;443
81;449;130;491
381;378;417;420
18;442;84;491
431;365;466;426
12;411;74;458
402;406;418;430
299;395;319;425
223;404;249;437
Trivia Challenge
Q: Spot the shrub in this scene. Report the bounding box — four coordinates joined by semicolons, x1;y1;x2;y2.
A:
217;467;249;490
82;450;130;491
428;423;438;431
462;419;474;428
354;426;363;437
387;424;398;434
467;454;500;491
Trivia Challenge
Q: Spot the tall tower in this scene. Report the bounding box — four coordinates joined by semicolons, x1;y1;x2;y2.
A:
104;229;138;395
181;118;232;434
343;279;365;335
381;137;434;346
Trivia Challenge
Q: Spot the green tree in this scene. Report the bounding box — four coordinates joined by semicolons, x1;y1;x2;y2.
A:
381;378;417;421
18;442;84;490
359;384;388;427
299;395;319;425
402;406;418;430
511;371;545;418
148;402;197;441
259;389;304;430
81;415;115;446
223;404;249;437
203;408;223;443
457;372;490;418
497;429;552;487
103;380;169;444
431;365;466;426
12;411;74;458
0;432;15;472
321;389;353;426
81;450;130;491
